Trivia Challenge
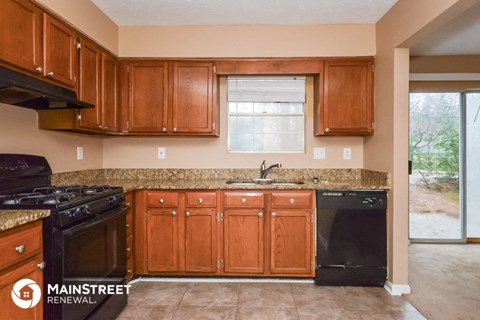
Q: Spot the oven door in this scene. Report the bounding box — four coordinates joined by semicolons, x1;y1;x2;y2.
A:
58;206;126;320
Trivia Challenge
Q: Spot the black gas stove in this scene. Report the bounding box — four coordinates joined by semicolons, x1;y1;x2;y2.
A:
0;154;127;320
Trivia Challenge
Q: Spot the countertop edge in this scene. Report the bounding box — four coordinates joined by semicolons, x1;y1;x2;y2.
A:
0;210;51;233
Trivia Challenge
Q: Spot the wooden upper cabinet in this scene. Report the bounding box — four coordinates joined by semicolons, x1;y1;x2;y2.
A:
43;14;78;88
172;62;215;134
78;37;102;130
316;60;374;136
128;62;168;133
0;0;43;74
101;52;118;132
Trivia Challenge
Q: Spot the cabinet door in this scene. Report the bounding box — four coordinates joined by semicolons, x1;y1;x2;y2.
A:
224;209;264;274
0;257;43;320
0;0;43;74
172;62;214;134
321;60;373;135
43;14;77;88
128;62;168;133
270;210;312;274
101;52;118;132
146;209;179;272
184;208;217;273
78;38;101;130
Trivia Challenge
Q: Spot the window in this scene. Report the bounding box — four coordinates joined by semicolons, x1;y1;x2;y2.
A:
227;76;306;153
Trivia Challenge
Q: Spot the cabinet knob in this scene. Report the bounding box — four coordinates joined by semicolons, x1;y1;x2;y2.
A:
46;71;55;77
162;127;167;132
172;211;177;216
126;248;131;252
197;198;203;204
35;66;43;73
325;128;331;133
258;212;263;218
126;202;131;207
16;245;25;254
37;261;46;270
185;211;190;217
126;224;130;228
272;212;276;217
98;125;103;130
241;198;247;204
159;198;164;204
172;128;177;133
289;198;295;204
127;269;132;274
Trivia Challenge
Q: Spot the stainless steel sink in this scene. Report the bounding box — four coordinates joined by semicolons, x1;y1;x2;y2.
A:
226;179;305;186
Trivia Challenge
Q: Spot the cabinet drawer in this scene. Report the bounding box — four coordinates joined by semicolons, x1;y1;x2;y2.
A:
185;192;216;207
0;222;42;272
271;192;312;208
223;192;264;208
146;191;178;207
126;234;133;259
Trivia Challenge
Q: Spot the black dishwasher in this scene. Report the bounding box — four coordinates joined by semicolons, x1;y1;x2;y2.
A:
315;190;387;287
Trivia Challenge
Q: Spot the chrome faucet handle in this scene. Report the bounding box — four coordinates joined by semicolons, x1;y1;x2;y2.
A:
261;160;266;170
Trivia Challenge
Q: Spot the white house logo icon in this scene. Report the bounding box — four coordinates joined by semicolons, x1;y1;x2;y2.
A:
11;279;41;309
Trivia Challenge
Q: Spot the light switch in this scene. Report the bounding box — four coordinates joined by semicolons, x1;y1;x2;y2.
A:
313;147;326;160
157;147;166;159
76;147;84;160
343;148;352;160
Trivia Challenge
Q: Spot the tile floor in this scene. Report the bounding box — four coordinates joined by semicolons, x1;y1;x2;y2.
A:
117;281;426;320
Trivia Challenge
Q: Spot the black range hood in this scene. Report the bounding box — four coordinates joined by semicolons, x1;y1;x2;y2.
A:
0;65;94;110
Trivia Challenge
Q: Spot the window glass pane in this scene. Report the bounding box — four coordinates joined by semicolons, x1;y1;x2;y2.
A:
237;102;253;113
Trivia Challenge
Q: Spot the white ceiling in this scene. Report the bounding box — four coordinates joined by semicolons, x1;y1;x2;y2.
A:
91;0;398;26
410;2;480;56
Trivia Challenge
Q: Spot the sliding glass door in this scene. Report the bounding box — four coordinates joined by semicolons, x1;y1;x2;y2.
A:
409;93;463;241
466;92;480;239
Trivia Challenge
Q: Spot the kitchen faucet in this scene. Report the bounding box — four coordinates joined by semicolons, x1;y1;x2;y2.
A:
260;160;282;179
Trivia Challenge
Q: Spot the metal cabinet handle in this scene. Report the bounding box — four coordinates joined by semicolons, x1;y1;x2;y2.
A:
16;245;25;254
258;212;263;218
289;198;295;204
37;261;46;270
162;127;167;132
172;211;177;216
241;198;247;204
46;71;54;77
35;66;43;73
159;198;164;204
325;128;331;133
272;212;276;217
197;198;203;204
185;211;190;217
172;128;177;133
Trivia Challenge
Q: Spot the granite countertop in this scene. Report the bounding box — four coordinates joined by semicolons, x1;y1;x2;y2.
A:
73;178;389;193
0;210;50;233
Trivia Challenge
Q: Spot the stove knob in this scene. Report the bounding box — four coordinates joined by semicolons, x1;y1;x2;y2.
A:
108;196;115;205
84;205;92;215
74;207;82;217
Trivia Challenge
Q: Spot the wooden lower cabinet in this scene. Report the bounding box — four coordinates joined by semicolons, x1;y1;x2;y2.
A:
184;208;217;273
135;189;314;277
146;208;179;272
270;210;312;274
0;221;44;320
223;209;264;274
125;192;135;282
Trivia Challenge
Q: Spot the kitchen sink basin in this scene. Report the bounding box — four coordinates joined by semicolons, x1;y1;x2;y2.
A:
226;179;305;186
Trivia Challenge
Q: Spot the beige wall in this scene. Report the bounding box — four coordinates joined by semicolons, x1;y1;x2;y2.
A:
366;0;480;287
119;24;375;57
0;104;103;173
35;0;118;54
103;77;364;169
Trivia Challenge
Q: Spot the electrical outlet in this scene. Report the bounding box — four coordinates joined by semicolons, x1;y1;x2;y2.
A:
343;148;352;160
157;147;166;159
76;147;84;160
313;147;326;160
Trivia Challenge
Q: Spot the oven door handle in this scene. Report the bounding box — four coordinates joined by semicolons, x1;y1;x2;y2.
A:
62;205;127;237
